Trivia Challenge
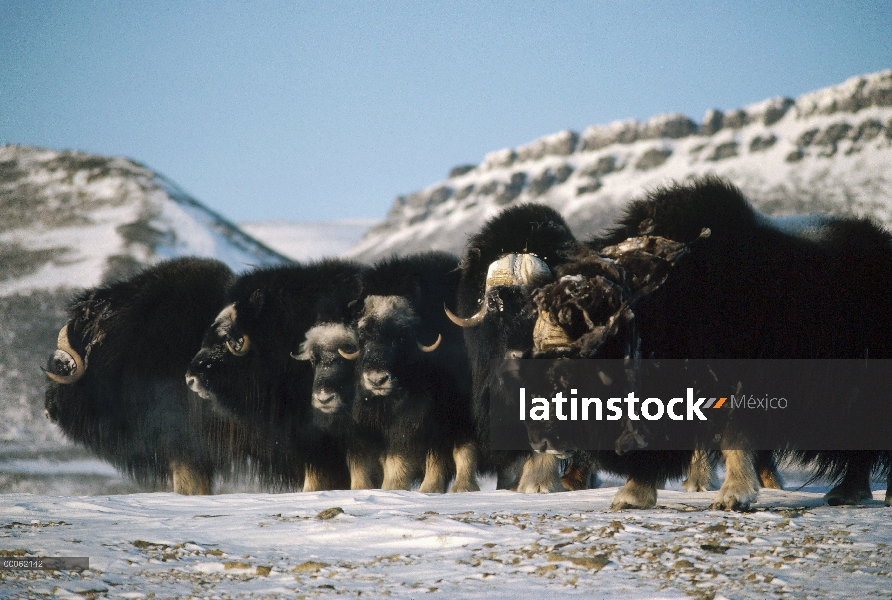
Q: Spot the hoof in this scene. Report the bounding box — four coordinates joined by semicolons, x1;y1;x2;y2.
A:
711;485;757;511
516;478;564;494
758;468;784;490
515;454;564;493
609;480;657;510
824;485;872;506
418;485;447;494
682;477;711;493
449;480;480;493
710;498;750;511
561;473;588;491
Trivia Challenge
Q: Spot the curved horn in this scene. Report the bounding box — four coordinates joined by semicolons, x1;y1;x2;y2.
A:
418;334;442;353
444;303;485;328
338;348;360;360
44;323;86;385
226;334;251;357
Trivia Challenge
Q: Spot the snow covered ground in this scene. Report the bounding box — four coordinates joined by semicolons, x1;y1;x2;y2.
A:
1;481;890;599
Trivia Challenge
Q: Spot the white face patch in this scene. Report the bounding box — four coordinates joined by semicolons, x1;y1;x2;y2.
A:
213;304;237;336
359;295;418;330
300;323;358;358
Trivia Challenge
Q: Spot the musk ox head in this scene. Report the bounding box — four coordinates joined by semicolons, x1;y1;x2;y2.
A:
43;292;113;423
186;260;366;431
446;253;552;329
291;323;359;415
353;295;442;398
449;204;580;367
186;295;260;416
44;323;87;386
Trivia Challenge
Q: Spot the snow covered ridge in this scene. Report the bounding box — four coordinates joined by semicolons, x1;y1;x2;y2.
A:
0;145;290;297
347;69;892;261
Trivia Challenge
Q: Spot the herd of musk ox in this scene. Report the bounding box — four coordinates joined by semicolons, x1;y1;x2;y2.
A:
43;176;892;510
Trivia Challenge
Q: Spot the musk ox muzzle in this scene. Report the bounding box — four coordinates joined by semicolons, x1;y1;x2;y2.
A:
362;369;393;394
445;253;551;327
43;323;86;385
185;374;208;399
312;389;343;412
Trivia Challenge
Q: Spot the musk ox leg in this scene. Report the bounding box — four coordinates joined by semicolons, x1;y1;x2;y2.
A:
561;453;596;491
305;457;349;491
418;451;450;494
302;465;325;492
348;452;383;490
755;450;784;490
825;452;873;506
712;449;759;510
303;463;351;492
515;453;564;493
382;454;414;491
886;469;892;507
683;448;717;492
450;442;480;493
610;478;658;510
171;462;213;495
497;456;525;490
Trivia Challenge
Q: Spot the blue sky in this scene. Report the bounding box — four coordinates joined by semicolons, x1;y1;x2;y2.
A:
2;1;890;223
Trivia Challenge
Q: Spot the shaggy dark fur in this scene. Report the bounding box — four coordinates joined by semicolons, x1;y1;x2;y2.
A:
293;322;384;489
523;238;701;502
538;176;892;506
453;204;582;485
349;252;476;492
44;257;250;493
186;259;365;490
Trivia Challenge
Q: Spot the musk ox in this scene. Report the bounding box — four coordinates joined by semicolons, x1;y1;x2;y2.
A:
528;176;892;508
338;252;478;493
186;259;365;491
446;204;589;492
44;257;250;494
292;322;383;489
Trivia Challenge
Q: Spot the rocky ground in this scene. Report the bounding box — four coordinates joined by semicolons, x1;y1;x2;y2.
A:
1;483;890;599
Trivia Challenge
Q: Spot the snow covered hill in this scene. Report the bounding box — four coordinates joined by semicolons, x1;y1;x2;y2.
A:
347;70;892;261
0;146;290;492
0;145;288;297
